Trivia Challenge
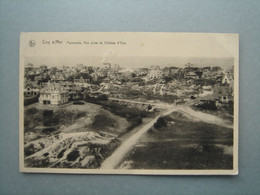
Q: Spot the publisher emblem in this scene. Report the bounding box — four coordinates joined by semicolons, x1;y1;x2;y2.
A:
28;40;36;47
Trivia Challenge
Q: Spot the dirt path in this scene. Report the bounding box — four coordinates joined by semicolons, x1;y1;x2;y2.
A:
100;103;233;169
109;97;172;109
100;106;178;169
180;106;233;129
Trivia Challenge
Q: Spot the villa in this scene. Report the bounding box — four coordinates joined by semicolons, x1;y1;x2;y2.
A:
39;82;69;105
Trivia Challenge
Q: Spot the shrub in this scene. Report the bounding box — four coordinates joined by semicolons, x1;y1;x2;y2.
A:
154;117;167;129
92;114;116;129
25;107;38;115
73;101;84;105
126;116;143;131
57;149;66;158
197;102;217;111
24;96;38;106
42;127;56;133
67;150;80;161
42;110;54;126
24;144;36;156
98;94;108;101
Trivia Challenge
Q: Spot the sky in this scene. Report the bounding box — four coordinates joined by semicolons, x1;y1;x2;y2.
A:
21;32;238;70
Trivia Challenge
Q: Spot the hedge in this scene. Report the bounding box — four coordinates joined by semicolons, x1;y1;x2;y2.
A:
24;96;38;106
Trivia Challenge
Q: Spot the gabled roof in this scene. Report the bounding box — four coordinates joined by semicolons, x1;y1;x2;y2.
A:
40;82;68;94
24;81;39;88
226;73;234;80
75;73;91;79
170;68;180;74
186;71;197;76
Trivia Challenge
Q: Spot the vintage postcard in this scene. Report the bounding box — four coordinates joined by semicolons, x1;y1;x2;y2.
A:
19;32;239;175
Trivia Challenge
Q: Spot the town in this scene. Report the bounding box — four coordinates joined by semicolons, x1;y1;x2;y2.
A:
23;61;234;170
24;62;234;108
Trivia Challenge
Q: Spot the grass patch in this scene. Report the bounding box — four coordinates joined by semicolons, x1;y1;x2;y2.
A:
122;111;233;170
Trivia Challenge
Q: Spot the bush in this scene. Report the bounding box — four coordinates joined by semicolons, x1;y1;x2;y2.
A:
162;94;177;103
42;110;54;126
24;96;38;106
197;102;217;111
92;114;116;129
73;101;84;105
24;144;36;156
84;94;108;103
98;94;108;101
57;149;66;158
101;102;149;121
67;150;80;161
154;117;167;129
25;107;38;115
126;116;143;131
195;79;216;86
41;127;56;133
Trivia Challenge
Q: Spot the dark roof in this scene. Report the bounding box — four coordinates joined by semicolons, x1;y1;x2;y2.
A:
75;73;91;79
40;82;67;94
24;81;39;88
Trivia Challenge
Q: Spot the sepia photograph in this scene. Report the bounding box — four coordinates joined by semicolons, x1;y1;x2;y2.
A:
19;32;239;175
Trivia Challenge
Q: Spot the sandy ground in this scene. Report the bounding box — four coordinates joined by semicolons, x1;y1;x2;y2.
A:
24;102;129;168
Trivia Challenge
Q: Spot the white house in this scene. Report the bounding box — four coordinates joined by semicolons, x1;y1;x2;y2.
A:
222;72;233;84
148;69;162;79
39;82;69;105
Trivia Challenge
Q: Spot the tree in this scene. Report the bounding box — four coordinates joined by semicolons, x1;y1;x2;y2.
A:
154;117;167;129
98;94;108;101
131;73;137;78
163;76;173;83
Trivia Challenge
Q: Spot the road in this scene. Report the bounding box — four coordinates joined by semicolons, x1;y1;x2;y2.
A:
109;97;172;109
100;101;233;169
100;105;178;169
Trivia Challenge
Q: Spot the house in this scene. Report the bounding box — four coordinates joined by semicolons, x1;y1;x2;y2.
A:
39;65;48;72
222;72;234;84
74;74;91;83
102;63;111;69
213;85;233;103
136;68;148;76
39;82;69;105
148;68;162;79
34;75;43;82
185;71;199;79
68;85;84;100
169;68;180;78
25;63;34;73
56;73;66;81
199;95;220;108
50;74;57;81
201;71;212;79
162;67;179;78
24;81;40;97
